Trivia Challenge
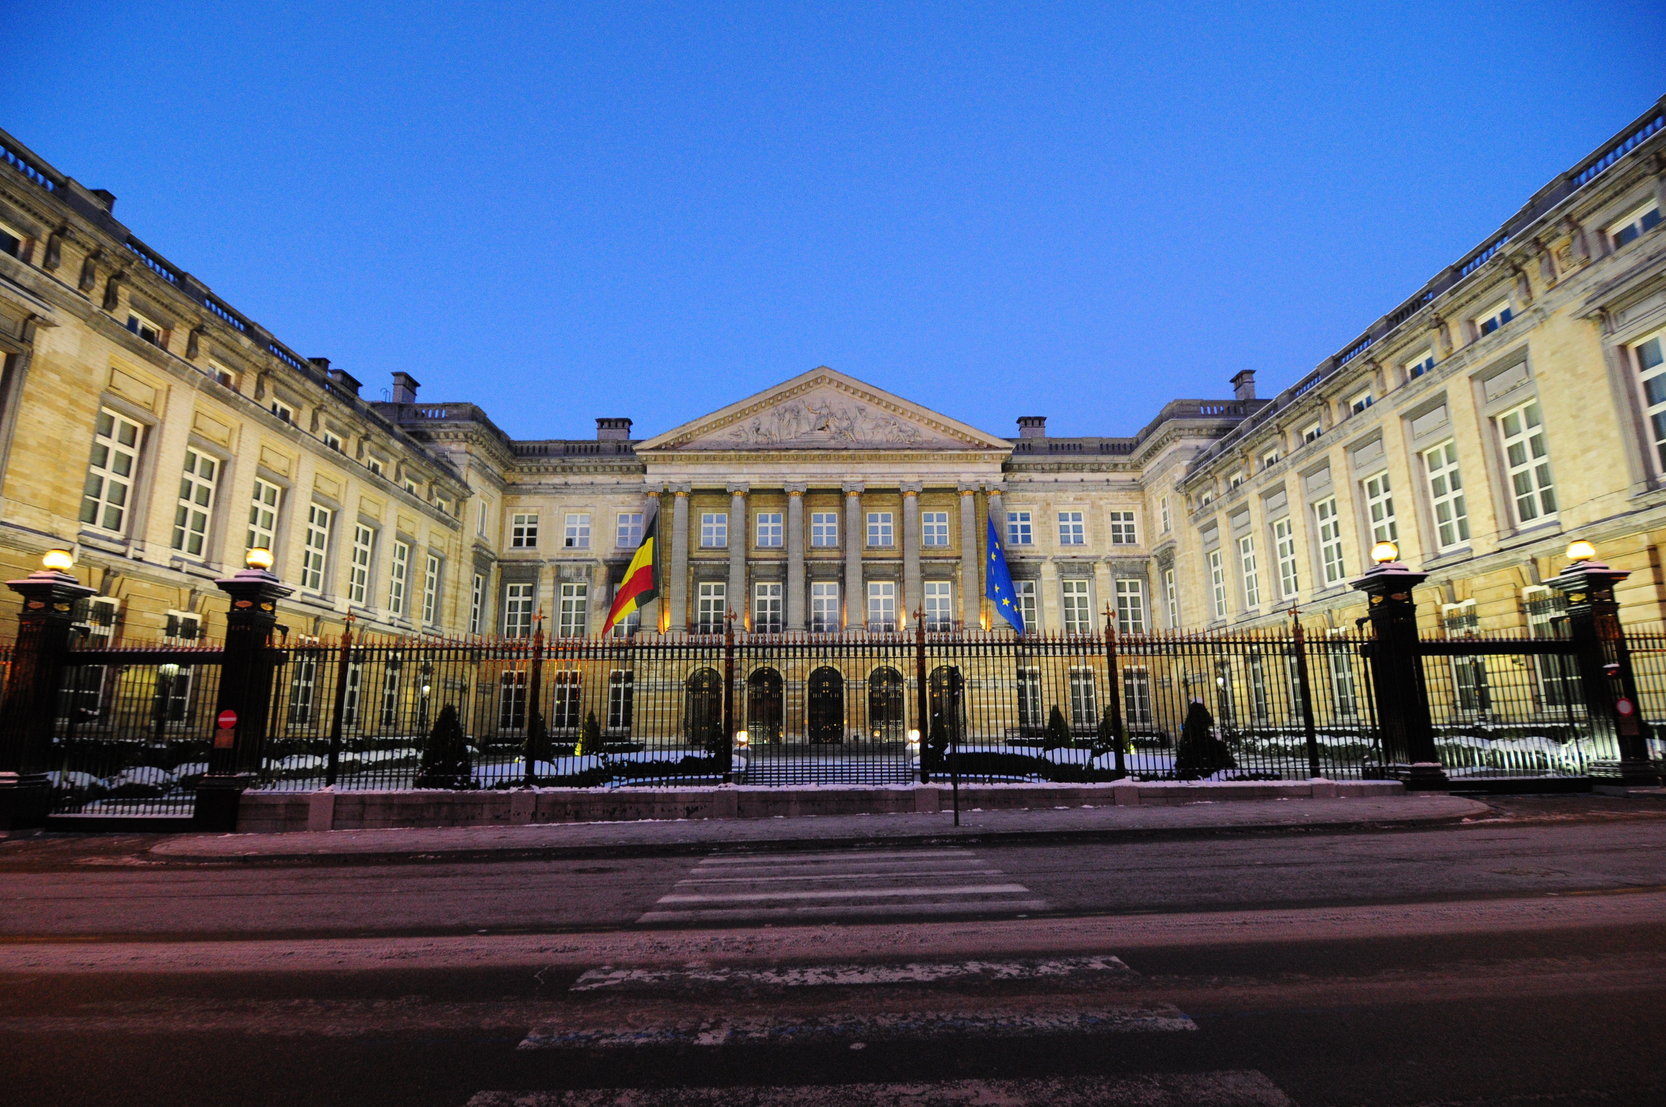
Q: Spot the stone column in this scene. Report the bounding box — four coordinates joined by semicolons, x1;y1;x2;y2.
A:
669;486;690;631
901;483;923;621
959;485;980;627
785;484;807;631
843;483;865;630
727;485;748;625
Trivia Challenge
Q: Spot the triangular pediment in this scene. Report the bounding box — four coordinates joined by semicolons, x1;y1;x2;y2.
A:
638;367;1011;453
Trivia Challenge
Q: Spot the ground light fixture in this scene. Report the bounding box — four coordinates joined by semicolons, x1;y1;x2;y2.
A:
1370;540;1400;564
40;548;75;572
244;547;275;571
734;730;750;750
1565;539;1597;563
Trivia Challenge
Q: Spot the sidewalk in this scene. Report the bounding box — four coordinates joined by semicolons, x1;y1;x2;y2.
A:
147;792;1492;865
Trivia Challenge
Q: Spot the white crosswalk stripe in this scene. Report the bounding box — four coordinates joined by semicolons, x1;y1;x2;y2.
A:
636;846;1048;924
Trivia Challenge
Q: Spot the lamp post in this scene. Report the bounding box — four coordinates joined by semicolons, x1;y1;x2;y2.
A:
0;548;96;831
1350;541;1447;790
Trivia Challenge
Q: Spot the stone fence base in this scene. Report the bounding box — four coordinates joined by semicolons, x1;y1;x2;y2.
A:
237;779;1405;834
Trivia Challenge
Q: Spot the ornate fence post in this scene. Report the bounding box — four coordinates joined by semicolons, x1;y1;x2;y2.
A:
1101;610;1128;779
1349;544;1447;789
523;615;545;786
0;549;96;831
721;611;736;776
196;550;293;831
323;616;355;787
1548;542;1660;786
1290;611;1321;778
915;612;931;784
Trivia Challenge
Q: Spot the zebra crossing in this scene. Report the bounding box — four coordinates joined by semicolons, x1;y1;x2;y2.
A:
635;846;1048;924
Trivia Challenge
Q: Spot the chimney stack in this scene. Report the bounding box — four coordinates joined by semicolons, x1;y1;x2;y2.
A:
1231;370;1256;401
391;372;420;404
596;417;633;441
1017;416;1047;439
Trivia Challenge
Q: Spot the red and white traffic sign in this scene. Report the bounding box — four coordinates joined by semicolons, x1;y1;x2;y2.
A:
216;709;238;729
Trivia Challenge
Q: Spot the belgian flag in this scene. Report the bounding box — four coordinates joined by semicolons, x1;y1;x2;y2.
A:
602;507;661;635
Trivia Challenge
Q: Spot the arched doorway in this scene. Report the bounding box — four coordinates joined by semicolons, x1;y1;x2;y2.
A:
927;665;965;752
684;667;723;753
867;666;905;740
806;666;845;744
746;667;783;744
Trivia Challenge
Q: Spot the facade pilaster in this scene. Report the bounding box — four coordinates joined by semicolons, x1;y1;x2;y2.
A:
901;482;923;621
1094;561;1117;629
843;483;864;629
1037;558;1061;634
727;484;748;623
785;483;807;631
959;485;981;627
669;486;690;631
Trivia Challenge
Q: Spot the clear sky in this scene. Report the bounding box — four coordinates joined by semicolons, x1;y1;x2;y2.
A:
8;2;1663;440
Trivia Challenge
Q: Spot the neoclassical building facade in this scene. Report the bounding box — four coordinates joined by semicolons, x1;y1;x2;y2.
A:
2;98;1664;647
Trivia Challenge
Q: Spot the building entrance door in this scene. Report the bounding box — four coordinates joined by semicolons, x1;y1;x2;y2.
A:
806;666;844;744
746;667;783;743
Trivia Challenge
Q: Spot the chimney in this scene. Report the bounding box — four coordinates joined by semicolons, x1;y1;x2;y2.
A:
391;372;420;404
327;367;362;397
596;417;633;441
1017;416;1047;439
1231;370;1256;401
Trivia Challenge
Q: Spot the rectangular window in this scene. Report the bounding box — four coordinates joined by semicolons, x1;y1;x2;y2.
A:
810;581;840;632
1228;471;1245;490
1208;549;1227;619
1441;602;1490;715
557;581;588;636
1108;511;1137;545
563;513;591;549
379;667;401;729
755;512;784;548
923;580;953;629
1007;510;1033;545
510;513;539;549
1609;201;1661;248
1423;440;1470;551
616;511;645;548
1057;511;1086;546
1523;587;1574;708
301;503;332;592
1328;640;1360;717
1497;399;1556;525
1115;579;1146;633
469;573;485;634
321;430;343;453
1061;578;1092;633
700;512;727;548
866;511;894;548
421;555;441;624
1239;534;1261;609
81;408;145;534
607;670;634;730
269;398;295;424
1017;667;1042;732
921;511;950;547
1160;497;1171;534
1635;334;1666;472
1164;568;1178;629
1362;471;1397;544
1349;391;1373;415
388;540;410;616
810;512;838;547
498;670;527;731
170;448;219;557
1405;349;1436;380
340;662;362;728
866;580;897;631
1301;421;1323;444
696;581;726;632
550;671;581;731
1271;517;1299;599
1123;667;1154;727
348;524;375;605
1014;579;1037;632
1262;450;1281;470
126;311;164;347
248;478;282;554
753;581;784;632
502;582;533;637
475;499;488;535
1313;497;1345;586
1474;300;1514;337
1068;668;1098;730
288;656;317;726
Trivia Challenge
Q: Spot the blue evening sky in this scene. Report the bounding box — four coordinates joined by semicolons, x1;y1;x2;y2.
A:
8;2;1662;440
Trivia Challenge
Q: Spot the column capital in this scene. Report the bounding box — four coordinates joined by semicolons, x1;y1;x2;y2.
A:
785;483;808;496
957;484;979;496
842;482;865;495
900;482;923;496
667;484;692;497
726;484;750;496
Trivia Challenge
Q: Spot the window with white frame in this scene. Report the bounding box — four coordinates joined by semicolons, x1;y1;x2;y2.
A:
1238;534;1261;609
1422;440;1470;550
300;503;332;592
563;513;591;549
1061;578;1092;632
1362;471;1397;543
1349;390;1373;415
1123;667;1155;726
502;581;533;637
923;580;953;629
1164;568;1179;628
810;581;840;632
1405;349;1436;380
607;670;634;729
365;455;383;478
1301;421;1323;444
498;670;527;730
388;540;410;616
247;477;282;555
1473;300;1514;338
755;512;783;548
348;524;375;605
510;513;538;548
753;581;783;632
1441;601;1489;715
866;580;896;631
1327;637;1360;716
1057;511;1086;546
269;398;295;424
81;408;145;535
163;610;201;642
1115;578;1146;633
1068;667;1098;729
1608;200;1661;249
321;430;343;453
1313;497;1346;585
1160;497;1171;533
921;511;950;547
1271;517;1299;598
475;499;487;536
1108;511;1137;545
866;511;893;548
616;511;644;548
550;671;581;730
1634;333;1666;473
699;512;727;548
1522;585;1574;707
1014;579;1037;631
1208;548;1227;619
1016;667;1042;732
1497;399;1557;525
0;219;25;258
288;655;317;726
1007;510;1033;546
126;310;164;347
557;581;588;636
696;581;726;632
170;448;219;556
421;554;441;624
469;573;485;634
1262;449;1281;470
1228;470;1245;490
379;666;402;729
810;512;838;547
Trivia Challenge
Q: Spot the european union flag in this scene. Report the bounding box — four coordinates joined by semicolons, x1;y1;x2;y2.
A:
984;518;1025;634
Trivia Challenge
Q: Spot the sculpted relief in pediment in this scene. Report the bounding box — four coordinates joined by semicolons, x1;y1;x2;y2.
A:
678;390;965;451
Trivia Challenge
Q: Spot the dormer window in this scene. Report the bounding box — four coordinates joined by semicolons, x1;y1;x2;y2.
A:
1609;201;1661;249
126;311;164;347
